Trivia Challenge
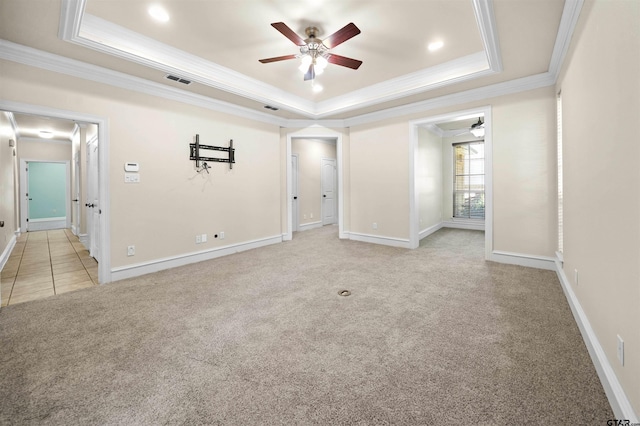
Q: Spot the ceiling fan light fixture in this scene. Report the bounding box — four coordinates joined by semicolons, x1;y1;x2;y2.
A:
299;55;312;72
470;118;485;137
316;55;328;70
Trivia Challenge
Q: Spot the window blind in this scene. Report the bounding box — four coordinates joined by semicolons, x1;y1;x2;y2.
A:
453;141;485;219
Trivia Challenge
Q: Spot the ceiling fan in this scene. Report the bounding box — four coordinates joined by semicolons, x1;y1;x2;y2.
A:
451;118;485;137
259;22;363;81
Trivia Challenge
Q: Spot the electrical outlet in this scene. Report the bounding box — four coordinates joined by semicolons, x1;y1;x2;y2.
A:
219;231;225;240
310;213;313;218
303;214;307;219
617;335;624;366
372;222;378;230
195;235;201;244
574;269;579;285
201;234;207;243
127;245;135;256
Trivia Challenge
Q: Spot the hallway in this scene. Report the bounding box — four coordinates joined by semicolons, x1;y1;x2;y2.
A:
1;229;98;307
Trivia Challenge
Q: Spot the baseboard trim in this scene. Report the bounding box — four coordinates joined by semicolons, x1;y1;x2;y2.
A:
349;232;411;249
441;220;485;231
27;217;67;231
555;260;638;422
298;221;322;232
489;250;556;270
78;233;89;250
0;233;17;273
419;222;443;240
110;234;284;282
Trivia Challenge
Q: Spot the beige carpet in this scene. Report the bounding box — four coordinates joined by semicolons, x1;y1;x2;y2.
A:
0;226;612;424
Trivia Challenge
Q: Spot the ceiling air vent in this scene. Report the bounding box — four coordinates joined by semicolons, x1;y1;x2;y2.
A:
264;105;279;111
165;74;192;85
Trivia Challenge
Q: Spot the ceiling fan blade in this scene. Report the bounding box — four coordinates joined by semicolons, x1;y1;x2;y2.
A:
303;64;315;81
258;54;298;64
327;54;362;70
271;22;306;46
323;23;361;49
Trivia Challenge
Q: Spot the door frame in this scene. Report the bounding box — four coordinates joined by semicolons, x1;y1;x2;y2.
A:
285;129;344;241
1;99;111;283
20;159;71;232
409;106;493;258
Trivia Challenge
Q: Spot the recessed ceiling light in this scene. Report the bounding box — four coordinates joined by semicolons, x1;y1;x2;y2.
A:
148;5;170;23
39;130;54;139
428;40;444;52
312;84;323;93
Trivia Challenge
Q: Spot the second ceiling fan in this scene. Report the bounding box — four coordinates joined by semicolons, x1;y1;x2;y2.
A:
259;22;363;81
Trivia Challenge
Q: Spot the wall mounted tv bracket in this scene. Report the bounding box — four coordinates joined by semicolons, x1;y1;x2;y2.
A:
189;134;235;173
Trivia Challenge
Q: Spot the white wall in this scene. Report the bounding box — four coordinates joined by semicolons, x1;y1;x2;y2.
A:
0;60;282;271
0;112;18;262
492;90;557;256
349;121;411;240
557;0;640;416
417;127;442;232
348;87;557;255
19;140;72;162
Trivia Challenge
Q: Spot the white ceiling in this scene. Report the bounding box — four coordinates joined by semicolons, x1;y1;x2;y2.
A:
1;0;569;134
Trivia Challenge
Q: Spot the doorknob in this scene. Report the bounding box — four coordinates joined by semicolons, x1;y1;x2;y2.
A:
293;196;297;200
72;199;79;202
323;195;326;198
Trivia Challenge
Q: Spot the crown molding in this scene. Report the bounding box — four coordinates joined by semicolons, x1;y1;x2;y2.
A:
5;111;21;139
58;0;502;119
0;40;287;128
1;40;557;129
343;72;555;127
76;13;316;117
424;124;445;137
473;0;503;72
548;0;584;79
314;52;494;118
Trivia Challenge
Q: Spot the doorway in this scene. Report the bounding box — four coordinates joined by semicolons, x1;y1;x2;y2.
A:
283;134;346;241
409;106;493;258
0;100;111;283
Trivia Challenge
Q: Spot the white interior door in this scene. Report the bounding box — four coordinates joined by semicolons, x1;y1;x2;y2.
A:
321;158;337;225
292;154;299;232
87;138;99;260
73;152;81;235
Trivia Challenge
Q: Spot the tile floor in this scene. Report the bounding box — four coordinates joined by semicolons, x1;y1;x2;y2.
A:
1;229;98;307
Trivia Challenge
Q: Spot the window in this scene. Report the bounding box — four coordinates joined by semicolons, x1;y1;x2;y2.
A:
453;141;485;219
